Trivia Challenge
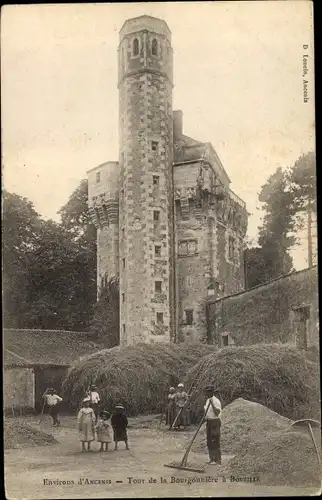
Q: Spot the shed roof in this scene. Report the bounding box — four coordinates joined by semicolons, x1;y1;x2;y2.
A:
3;329;102;367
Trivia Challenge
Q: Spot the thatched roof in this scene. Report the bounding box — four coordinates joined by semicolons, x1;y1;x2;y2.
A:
4;329;102;367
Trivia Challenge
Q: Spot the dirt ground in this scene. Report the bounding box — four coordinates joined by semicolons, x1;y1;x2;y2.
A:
4;414;320;499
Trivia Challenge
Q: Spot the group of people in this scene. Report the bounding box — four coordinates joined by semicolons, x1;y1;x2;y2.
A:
166;383;190;430
42;385;129;453
42;382;222;465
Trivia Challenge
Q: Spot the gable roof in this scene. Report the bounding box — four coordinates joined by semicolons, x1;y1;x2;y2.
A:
3;329;102;367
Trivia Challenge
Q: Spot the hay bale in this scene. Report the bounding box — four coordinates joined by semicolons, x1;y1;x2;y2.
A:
229;429;321;487
63;343;216;415
184;344;320;421
4;420;58;449
191;398;292;455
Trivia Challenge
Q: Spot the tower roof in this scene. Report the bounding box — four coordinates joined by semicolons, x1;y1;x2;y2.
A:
120;15;171;40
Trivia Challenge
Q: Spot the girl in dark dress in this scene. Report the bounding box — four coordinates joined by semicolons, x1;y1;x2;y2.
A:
111;405;129;450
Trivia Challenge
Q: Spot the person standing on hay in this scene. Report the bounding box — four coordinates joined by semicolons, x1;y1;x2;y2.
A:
77;397;96;452
167;387;176;429
203;385;222;465
87;384;100;422
96;411;112;452
174;383;189;430
111;405;129;451
42;388;63;427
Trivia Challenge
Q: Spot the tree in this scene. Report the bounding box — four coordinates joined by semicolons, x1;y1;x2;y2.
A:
2;190;43;327
246;152;316;288
89;277;120;347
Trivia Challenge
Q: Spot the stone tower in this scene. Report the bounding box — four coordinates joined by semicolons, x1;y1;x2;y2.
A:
118;16;175;345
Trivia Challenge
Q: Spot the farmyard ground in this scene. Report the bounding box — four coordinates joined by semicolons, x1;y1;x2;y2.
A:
4;414;319;499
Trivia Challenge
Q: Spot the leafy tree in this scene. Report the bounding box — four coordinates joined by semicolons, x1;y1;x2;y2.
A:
89;277;120;347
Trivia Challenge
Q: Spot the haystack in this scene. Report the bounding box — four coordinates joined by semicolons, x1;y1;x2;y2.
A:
184;344;320;420
191;398;292;455
4;420;58;449
229;429;321;487
63;343;216;415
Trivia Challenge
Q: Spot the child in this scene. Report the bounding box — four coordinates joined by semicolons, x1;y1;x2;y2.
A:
111;405;129;451
77;397;96;452
96;411;112;452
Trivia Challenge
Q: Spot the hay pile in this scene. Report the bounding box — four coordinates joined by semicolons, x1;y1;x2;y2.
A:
63;343;216;415
184;344;320;420
4;420;58;449
191;398;292;455
229;430;321;487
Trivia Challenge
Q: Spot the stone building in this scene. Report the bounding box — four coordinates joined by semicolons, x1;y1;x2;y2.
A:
88;15;248;345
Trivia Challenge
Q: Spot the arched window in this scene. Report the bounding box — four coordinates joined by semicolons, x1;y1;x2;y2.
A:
152;38;158;56
133;38;139;56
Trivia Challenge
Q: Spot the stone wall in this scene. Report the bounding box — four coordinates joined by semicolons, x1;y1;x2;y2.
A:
206;266;319;348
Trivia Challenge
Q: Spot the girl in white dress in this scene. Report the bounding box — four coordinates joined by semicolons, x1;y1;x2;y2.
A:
77;398;95;452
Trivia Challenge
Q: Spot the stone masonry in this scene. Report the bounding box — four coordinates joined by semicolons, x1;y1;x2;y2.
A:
88;15;248;345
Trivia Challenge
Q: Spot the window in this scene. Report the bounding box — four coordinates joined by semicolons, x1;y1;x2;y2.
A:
122;293;125;303
155;245;161;257
122;228;125;237
175;199;181;218
122;258;125;269
153;210;160;222
185;309;193;326
156;312;164;324
151;141;158;151
123;324;126;334
222;335;229;347
178;239;198;256
228;236;235;260
152;38;158;56
132;38;139;56
155;281;162;293
153;175;159;186
96;172;101;183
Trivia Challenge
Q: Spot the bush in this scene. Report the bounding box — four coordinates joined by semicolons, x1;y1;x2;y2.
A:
184;344;320;421
62;343;216;415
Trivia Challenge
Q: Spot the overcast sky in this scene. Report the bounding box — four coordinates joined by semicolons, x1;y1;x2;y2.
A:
1;1;315;269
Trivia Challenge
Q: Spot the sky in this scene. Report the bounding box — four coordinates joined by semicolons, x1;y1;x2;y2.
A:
1;1;316;269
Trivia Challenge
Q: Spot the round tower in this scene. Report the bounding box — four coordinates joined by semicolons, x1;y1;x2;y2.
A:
118;15;175;345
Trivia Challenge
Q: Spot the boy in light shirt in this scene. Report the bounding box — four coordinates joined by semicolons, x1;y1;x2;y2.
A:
203;385;222;465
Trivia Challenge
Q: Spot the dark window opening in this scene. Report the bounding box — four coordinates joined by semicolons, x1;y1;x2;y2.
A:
122;258;125;269
222;335;229;347
156;312;164;324
96;172;101;183
175;200;181;218
122;293;125;303
153;175;160;185
185;309;193;326
151;141;158;151
155;245;161;257
153;210;160;222
123;324;126;333
133;38;139;56
155;281;162;293
152;38;158;56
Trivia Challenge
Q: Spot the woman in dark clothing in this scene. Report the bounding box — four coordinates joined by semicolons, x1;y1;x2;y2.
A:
111;405;129;450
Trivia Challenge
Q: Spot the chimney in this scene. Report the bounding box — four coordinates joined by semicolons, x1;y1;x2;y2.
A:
173;110;183;140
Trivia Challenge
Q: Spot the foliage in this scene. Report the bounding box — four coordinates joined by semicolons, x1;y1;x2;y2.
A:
247;152;316;288
89;277;120;347
62;343;216;415
184;344;321;421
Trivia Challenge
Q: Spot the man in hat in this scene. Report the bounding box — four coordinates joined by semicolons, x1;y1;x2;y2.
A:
203;385;222;465
87;384;100;422
174;383;189;430
42;388;63;427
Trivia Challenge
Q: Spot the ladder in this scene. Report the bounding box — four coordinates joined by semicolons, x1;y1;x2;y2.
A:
170;355;213;430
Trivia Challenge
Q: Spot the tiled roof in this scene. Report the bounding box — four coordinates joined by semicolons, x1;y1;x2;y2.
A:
3;329;102;367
